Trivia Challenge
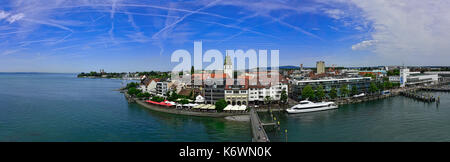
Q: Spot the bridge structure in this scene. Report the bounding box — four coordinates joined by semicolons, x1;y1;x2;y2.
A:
250;108;271;142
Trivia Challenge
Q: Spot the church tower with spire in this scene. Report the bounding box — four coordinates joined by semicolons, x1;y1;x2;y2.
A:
224;54;233;78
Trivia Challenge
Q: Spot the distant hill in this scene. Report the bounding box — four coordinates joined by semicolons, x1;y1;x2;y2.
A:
279;66;299;69
255;66;311;70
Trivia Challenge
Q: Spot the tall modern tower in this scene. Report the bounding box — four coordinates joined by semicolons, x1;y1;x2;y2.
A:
224;55;233;78
400;67;409;88
316;61;325;74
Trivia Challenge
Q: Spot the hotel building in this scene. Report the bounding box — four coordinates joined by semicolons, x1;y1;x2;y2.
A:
290;77;372;101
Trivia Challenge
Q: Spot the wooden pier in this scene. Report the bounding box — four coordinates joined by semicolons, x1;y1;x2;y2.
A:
400;91;436;102
421;86;450;92
250;109;270;142
333;94;392;105
421;88;450;92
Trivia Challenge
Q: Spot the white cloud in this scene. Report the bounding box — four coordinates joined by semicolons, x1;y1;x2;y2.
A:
0;10;10;20
344;0;450;65
324;9;344;19
0;10;25;24
7;13;25;24
351;40;377;50
2;49;22;55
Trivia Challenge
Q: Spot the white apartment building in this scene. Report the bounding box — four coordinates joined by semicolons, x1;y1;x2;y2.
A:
248;83;288;104
156;82;169;97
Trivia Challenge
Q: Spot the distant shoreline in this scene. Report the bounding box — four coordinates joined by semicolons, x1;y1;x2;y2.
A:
78;76;140;80
0;72;77;74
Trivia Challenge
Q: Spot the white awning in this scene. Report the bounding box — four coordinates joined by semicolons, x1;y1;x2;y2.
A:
224;105;233;111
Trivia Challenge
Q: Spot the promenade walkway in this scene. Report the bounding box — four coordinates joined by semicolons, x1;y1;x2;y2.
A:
250;109;270;142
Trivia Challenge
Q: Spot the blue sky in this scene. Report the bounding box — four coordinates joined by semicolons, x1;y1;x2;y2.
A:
1;0;449;72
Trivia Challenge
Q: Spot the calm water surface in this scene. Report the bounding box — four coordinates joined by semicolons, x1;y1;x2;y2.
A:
262;91;450;142
1;73;449;142
0;73;250;142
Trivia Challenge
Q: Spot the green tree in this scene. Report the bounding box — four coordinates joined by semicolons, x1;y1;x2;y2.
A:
387;69;400;76
143;92;151;98
364;73;376;79
392;82;400;88
280;89;288;104
264;96;273;105
165;91;171;98
127;87;141;96
179;98;189;104
369;82;378;94
125;82;139;89
340;84;349;98
136;92;148;99
384;81;393;89
151;96;165;102
215;99;228;112
301;85;315;100
351;85;358;96
377;82;384;91
315;85;325;101
167;90;179;101
191;66;195;75
329;87;338;99
188;90;193;100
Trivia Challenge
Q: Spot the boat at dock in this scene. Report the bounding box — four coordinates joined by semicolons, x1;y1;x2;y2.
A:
286;100;338;114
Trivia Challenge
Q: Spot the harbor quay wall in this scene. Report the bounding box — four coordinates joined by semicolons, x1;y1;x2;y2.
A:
124;91;248;118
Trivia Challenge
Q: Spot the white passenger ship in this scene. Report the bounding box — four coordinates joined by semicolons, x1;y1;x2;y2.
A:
286;100;338;114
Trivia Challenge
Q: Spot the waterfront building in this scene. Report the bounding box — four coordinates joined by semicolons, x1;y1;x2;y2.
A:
248;76;289;104
388;76;400;82
392;68;439;87
168;80;187;94
204;79;225;104
156;82;169;97
200;54;234;104
424;71;450;78
400;68;410;87
290;77;372;101
316;61;325;74
201;54;290;105
225;79;249;105
139;78;160;94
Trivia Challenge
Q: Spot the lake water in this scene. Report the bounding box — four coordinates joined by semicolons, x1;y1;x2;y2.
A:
1;73;449;142
0;73;250;142
261;92;450;142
